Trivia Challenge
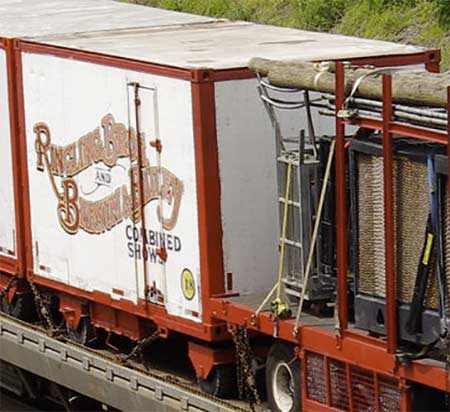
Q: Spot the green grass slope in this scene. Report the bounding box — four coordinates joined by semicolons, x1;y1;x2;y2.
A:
127;0;450;70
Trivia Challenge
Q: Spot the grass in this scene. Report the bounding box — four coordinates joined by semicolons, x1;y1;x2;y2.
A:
126;0;450;70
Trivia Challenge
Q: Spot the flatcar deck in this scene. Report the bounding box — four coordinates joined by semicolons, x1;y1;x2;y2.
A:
0;313;256;412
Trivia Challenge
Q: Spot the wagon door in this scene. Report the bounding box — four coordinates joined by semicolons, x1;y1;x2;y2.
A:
127;83;169;305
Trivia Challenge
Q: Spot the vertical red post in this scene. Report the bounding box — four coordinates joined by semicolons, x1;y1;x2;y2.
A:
6;39;33;278
374;373;380;412
191;70;225;321
324;356;331;406
335;62;348;331
345;362;354;412
382;74;397;354
425;49;441;73
399;379;411;412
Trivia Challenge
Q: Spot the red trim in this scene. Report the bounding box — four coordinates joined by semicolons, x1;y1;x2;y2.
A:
209;297;450;391
33;273;228;341
11;40;34;277
191;70;225;321
345;363;354;412
335;62;348;331
0;257;18;275
212;68;256;82
374;372;380;412
344;118;448;144
382;74;397;354
348;49;440;68
3;39;32;278
188;341;235;379
18;41;192;80
59;294;87;330
399;379;411;412
304;398;344;412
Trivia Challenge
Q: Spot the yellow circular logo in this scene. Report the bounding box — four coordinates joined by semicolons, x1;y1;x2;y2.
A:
181;269;195;301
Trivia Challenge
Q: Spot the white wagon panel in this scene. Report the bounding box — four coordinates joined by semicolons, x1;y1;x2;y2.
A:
0;49;16;259
215;79;335;296
22;53;202;322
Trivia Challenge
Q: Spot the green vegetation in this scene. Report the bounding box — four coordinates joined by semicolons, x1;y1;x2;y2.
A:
127;0;450;70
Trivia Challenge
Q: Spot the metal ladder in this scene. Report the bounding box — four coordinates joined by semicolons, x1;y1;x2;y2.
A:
257;75;334;302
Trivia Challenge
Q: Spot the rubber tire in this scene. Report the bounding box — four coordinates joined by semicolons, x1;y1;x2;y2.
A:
197;364;236;399
266;341;301;412
67;317;97;347
2;293;37;322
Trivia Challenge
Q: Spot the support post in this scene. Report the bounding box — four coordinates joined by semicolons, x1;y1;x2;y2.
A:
335;62;348;332
382;74;397;354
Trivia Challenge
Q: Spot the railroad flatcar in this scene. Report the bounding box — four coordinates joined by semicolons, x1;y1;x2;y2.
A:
1;1;449;411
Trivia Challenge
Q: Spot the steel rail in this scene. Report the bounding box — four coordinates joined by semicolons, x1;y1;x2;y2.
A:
0;313;249;412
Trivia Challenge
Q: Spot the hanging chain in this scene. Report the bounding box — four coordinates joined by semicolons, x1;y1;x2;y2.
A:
119;328;161;364
0;274;19;302
27;275;58;336
228;324;260;412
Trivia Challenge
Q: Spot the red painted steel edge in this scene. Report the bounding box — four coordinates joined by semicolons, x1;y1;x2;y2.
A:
335;62;348;332
34;273;228;341
344;117;448;144
18;40;193;80
0;39;16;275
191;70;226;323
348;49;440;69
2;39;30;278
8;34;450;399
17;40;258;83
304;398;344;412
382;74;397;354
9;40;229;340
10;40;34;279
209;296;450;391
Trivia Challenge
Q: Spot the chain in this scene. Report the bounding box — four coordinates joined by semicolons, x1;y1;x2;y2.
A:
119;327;161;364
229;324;260;412
27;275;58;336
0;313;250;412
0;274;19;302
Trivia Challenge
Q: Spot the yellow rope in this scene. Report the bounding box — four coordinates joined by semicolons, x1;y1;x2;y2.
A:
276;159;293;301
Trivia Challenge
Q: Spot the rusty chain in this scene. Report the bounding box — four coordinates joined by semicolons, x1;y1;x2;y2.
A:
0;312;251;412
119;327;162;364
27;275;59;336
228;324;260;412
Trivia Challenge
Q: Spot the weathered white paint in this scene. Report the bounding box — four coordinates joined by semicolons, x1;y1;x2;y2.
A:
0;0;215;38
0;0;421;71
0;49;16;258
30;20;422;70
22;53;201;322
215;80;336;296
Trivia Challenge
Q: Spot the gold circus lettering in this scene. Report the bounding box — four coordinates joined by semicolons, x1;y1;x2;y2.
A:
34;114;184;235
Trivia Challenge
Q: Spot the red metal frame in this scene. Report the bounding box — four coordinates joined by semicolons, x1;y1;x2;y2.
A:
335;62;348;333
2;34;449;410
209;50;450;409
382;74;397;354
188;341;235;380
3;39;246;342
0;40;20;276
191;70;226;324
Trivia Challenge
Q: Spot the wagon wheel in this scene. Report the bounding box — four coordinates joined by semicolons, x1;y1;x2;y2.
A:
266;341;301;412
197;364;237;399
66;317;98;347
1;292;37;322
